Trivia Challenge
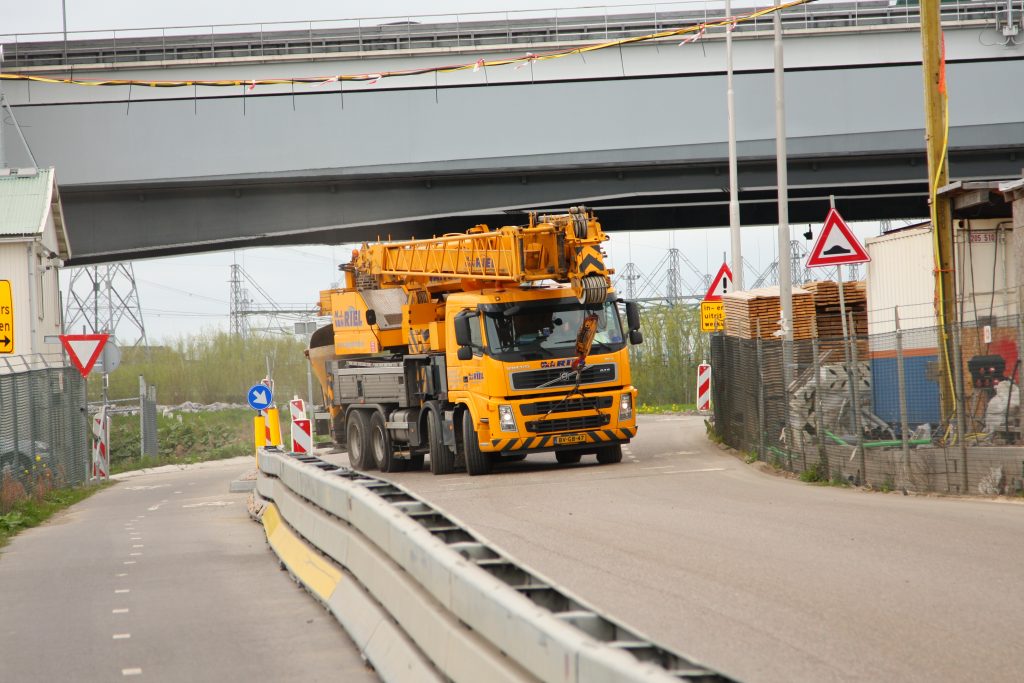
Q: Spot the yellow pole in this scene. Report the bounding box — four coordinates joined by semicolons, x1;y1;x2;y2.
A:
266;407;282;447
253;414;266;465
921;0;956;424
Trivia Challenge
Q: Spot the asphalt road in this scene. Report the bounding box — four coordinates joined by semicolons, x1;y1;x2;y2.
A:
368;414;1024;683
0;457;376;683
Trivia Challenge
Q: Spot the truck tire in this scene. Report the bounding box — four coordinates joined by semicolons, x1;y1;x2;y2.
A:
370;412;405;473
346;410;375;471
427;409;455;475
331;410;347;448
462;415;493;476
595;444;623;464
555;450;582;464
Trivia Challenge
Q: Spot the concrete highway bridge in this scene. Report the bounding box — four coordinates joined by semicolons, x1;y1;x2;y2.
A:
1;0;1022;264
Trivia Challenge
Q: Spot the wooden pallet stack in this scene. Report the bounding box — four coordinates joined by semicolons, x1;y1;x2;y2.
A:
802;280;868;354
721;286;816;340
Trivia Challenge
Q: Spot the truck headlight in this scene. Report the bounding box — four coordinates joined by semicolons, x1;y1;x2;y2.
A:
498;405;518;432
618;393;633;420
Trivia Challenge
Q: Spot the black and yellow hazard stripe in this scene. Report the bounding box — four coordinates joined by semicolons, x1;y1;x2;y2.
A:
488;427;635;452
574;246;607;276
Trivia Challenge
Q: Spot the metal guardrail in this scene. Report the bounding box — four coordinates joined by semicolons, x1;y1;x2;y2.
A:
255;447;733;682
2;1;1018;69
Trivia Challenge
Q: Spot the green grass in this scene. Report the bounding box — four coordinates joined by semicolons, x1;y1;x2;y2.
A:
638;403;697;414
110;408;255;474
0;483;112;550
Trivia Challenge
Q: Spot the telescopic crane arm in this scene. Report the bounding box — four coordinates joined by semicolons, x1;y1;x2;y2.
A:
348;207;613;304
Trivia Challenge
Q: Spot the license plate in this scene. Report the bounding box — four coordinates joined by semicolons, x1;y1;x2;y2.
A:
555;433;586;445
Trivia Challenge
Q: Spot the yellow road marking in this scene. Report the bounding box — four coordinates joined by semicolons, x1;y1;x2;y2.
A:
262;503;342;601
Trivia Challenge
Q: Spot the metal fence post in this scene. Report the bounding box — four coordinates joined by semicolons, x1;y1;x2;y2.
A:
756;320;766;461
951;323;969;493
811;333;827;477
139;375;147;459
894;307;911;483
848;311;866;485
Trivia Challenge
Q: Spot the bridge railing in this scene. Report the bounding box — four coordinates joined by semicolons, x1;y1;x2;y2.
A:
2;0;1017;70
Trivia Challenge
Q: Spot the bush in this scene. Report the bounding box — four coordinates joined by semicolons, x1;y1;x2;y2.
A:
89;332;312;405
109;408;254;474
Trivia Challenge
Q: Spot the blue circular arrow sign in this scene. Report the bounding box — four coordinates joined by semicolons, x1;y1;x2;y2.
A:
247;383;273;411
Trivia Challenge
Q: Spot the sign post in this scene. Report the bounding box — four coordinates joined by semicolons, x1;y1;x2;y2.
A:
700;263;732;333
806;204;870;448
58;334;110;377
247;383;275;462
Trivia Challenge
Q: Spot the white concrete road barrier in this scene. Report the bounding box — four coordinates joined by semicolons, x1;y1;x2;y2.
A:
255;447;732;683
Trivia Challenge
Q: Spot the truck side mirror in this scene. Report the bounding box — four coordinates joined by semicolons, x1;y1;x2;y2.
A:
365;309;377;326
457;346;473;361
629;329;644;345
624;301;641;332
454;313;474;348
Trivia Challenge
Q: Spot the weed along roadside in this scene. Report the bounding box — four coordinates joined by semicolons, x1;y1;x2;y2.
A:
0;483;113;550
109;407;254;474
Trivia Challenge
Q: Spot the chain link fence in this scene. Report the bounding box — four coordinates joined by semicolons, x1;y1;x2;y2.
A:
0;355;89;509
712;311;1024;496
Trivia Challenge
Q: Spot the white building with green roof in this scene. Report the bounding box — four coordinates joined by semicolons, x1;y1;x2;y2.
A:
0;167;69;359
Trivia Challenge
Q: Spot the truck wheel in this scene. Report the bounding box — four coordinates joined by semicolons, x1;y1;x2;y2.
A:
462;416;493;476
595;444;623;464
331;410;347;448
428;409;455;475
555;450;582;464
370;412;405;473
346;410;375;471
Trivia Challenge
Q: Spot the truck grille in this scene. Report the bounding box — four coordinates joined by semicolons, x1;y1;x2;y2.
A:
510;363;617;391
520;396;613;415
525;414;610;433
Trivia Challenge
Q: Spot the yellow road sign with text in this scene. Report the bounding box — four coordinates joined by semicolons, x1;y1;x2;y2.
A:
700;300;725;332
0;280;13;354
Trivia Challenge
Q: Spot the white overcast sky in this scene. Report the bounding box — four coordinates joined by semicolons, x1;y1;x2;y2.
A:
4;1;883;343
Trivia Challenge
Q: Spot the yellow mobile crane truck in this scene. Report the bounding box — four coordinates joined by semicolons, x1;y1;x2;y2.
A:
307;207;643;476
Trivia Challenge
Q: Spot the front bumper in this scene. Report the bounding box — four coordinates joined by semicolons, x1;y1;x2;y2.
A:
486;426;635;454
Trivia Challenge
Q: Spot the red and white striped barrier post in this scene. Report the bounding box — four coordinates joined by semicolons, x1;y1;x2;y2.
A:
289;397;312;453
292;419;313;454
91;406;110;480
697;363;712;413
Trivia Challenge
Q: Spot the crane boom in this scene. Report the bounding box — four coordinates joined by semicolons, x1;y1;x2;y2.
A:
351;207;613;304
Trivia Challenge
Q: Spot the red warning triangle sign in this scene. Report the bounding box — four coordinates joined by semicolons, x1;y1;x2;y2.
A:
703;263;733;301
59;334;110;377
806;208;870;267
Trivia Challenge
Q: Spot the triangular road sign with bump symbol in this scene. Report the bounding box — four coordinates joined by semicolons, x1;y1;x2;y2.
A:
806;208;870;267
703;263;733;302
59;334;110;377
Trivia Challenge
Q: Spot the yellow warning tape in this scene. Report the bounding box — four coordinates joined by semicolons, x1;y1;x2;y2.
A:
0;0;815;90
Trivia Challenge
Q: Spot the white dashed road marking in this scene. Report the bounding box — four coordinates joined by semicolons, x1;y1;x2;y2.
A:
115;589;130;594
112;633;131;640
132;544;144;548
182;501;234;508
123;561;136;565
122;667;142;676
112;609;130;614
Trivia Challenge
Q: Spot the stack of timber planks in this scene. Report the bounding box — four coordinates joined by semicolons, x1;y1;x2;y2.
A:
802;280;868;355
721;286;816;340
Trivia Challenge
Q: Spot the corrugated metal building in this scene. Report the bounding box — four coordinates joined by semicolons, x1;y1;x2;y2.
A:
0;167;70;359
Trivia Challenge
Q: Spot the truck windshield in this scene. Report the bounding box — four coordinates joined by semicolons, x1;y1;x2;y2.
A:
483;299;626;361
